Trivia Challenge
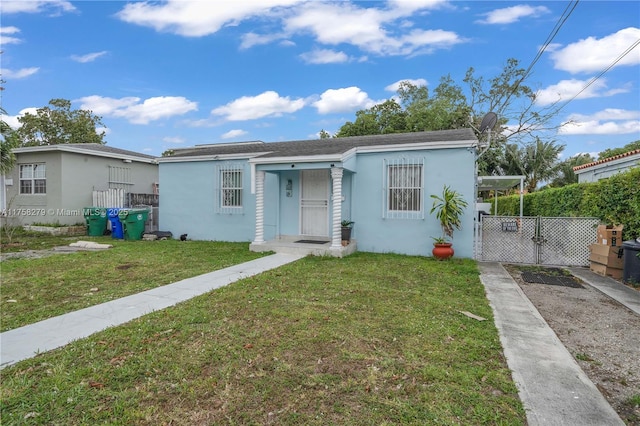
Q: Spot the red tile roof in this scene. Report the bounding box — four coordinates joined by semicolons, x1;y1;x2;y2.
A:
573;149;640;171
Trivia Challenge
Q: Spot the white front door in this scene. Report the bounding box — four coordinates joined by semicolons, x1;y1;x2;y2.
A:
300;170;329;236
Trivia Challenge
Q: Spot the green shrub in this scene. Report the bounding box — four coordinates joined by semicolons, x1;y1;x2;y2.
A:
493;167;640;240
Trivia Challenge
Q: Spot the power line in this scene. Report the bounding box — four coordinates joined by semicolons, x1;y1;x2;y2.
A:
498;0;580;114
555;38;640;113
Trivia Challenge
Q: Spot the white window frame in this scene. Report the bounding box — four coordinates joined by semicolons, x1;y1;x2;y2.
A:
19;163;47;195
383;158;425;219
216;164;244;214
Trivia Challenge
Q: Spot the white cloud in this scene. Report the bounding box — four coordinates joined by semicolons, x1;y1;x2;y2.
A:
385;78;428;92
77;95;198;125
71;51;108;63
117;1;464;57
1;107;38;129
96;126;110;136
0;26;22;44
550;27;640;74
211;91;305;121
163;136;186;144
569;109;640;122
240;32;287;50
1;1;75;15
221;129;248;139
476;5;550;25
1;67;40;79
299;49;349;64
312;87;378;114
559;109;640;135
117;0;304;37
284;2;464;56
535;78;629;106
386;0;449;14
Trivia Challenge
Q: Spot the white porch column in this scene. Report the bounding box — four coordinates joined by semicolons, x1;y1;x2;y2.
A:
330;167;343;249
253;170;265;244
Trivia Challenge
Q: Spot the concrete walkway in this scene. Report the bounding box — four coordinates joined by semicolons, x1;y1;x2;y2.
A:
0;253;304;369
569;266;640;315
480;262;629;426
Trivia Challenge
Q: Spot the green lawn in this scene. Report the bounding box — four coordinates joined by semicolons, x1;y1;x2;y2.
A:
0;252;526;425
0;237;269;331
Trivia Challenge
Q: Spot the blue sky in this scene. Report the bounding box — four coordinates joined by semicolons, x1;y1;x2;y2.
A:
1;0;639;159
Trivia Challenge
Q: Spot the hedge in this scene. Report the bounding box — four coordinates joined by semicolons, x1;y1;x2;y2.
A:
492;167;640;240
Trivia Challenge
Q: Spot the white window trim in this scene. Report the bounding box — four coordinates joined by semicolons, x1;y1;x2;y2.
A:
19;163;47;195
382;157;425;219
216;163;244;214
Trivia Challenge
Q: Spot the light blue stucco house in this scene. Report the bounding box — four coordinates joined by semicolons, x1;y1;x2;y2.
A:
158;129;479;258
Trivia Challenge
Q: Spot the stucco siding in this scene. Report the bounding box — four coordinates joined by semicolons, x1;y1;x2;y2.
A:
351;147;476;258
159;161;260;241
4;150;158;226
576;155;639;183
4;151;63;225
158;141;477;257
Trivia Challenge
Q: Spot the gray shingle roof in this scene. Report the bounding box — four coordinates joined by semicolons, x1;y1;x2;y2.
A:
59;143;156;159
168;129;477;159
13;143;156;161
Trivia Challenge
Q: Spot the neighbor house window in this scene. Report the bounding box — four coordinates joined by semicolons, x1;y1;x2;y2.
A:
383;158;424;219
216;164;244;213
19;164;46;194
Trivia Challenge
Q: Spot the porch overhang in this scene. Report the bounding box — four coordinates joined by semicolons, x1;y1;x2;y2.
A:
477;175;525;217
248;150;357;194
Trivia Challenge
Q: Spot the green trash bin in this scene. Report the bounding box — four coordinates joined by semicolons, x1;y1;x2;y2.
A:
84;207;108;236
118;208;149;240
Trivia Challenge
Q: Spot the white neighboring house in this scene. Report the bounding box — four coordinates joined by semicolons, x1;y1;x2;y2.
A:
573;149;640;183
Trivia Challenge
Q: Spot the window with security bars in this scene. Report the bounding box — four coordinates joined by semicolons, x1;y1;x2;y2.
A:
19;164;46;194
383;158;424;219
216;164;244;213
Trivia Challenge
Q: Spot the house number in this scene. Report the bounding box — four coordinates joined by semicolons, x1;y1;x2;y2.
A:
501;221;519;232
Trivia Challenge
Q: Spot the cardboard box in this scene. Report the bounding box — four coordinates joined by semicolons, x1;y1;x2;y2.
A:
590;261;623;279
596;224;624;247
589;244;624;269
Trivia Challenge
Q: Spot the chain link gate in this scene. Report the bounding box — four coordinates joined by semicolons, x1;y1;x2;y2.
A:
479;216;599;266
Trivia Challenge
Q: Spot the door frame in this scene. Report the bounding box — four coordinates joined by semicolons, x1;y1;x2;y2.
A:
299;169;330;237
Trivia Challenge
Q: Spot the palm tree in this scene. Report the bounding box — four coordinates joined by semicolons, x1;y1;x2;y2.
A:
1;107;19;175
503;138;564;192
549;153;595;187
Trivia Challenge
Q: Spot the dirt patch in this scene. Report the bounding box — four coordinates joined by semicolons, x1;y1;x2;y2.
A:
504;264;640;425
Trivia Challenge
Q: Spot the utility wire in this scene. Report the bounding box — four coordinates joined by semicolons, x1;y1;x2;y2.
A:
554;38;640;113
498;0;580;114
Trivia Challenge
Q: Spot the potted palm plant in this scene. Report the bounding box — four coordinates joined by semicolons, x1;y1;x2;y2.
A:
341;220;354;245
430;185;468;260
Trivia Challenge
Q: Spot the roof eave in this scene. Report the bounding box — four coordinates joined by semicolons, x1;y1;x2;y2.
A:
158;153;267;163
355;139;478;153
13;145;157;164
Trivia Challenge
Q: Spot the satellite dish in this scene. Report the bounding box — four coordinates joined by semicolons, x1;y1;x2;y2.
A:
479;112;497;133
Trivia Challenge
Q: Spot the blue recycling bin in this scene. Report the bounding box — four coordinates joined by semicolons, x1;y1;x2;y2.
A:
107;208;124;239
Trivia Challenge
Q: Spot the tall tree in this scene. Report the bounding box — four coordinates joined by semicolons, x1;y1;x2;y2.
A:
404;76;471;132
332;58;565;178
335;99;407;137
502;138;565;192
464;59;565;175
549;153;595;187
598;140;640;160
319;129;331;139
15;98;107;146
1;107;20;174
